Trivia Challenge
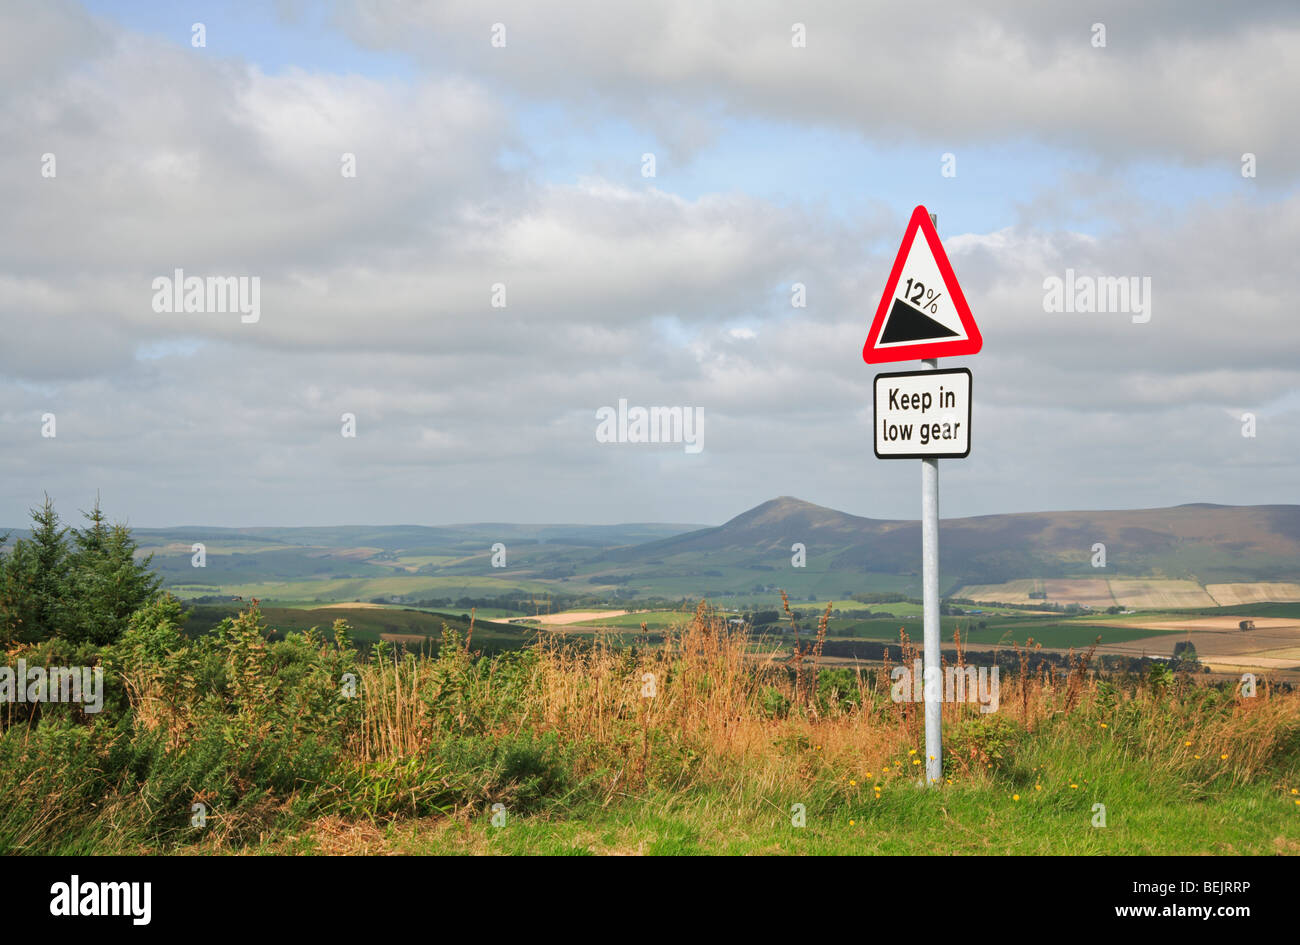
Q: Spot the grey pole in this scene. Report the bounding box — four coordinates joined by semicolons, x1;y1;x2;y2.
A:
921;212;942;785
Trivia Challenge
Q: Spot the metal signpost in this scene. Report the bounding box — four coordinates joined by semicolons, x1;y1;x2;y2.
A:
863;206;982;785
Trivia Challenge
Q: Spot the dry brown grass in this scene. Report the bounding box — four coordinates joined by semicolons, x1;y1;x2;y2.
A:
343;600;1300;804
159;599;1296;827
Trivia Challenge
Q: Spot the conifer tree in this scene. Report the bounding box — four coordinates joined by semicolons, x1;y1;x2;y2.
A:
25;494;72;641
0;495;161;645
65;498;161;645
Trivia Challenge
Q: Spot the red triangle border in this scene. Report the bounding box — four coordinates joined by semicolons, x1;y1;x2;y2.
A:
862;205;982;363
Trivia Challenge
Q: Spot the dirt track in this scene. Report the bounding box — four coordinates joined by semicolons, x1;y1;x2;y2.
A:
533;610;632;626
1104;616;1300;633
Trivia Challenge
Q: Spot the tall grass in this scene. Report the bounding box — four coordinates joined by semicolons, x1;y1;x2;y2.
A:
355;599;1298;805
1;597;1296;853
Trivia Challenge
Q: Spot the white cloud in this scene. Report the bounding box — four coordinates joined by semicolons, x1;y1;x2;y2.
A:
0;1;1297;526
336;0;1300;175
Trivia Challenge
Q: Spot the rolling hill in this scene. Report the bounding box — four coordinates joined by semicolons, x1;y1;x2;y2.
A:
15;498;1298;607
582;497;1300;598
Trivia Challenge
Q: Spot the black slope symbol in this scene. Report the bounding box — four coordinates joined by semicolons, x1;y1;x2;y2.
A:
879;298;960;344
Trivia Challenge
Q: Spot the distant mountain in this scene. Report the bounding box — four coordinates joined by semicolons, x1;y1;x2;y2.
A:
12;497;1297;604
599;497;1300;586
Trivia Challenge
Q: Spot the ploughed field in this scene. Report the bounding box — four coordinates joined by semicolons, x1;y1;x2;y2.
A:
956;578;1300;610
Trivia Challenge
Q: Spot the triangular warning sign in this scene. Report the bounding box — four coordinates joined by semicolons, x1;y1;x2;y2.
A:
862;205;982;363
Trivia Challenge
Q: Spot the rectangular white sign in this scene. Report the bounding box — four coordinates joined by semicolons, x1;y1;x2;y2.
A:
874;367;972;459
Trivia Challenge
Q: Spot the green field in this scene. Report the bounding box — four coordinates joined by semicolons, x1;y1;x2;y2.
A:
557;608;1181;653
1186;602;1300;619
573;610;718;630
815;615;1174;650
167;574;558;602
552;558;917;604
547;611;1178;656
177;598;1194;661
387;555;471;568
183;603;534;653
413;606;526;620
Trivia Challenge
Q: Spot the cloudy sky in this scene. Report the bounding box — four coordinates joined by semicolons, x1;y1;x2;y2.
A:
2;0;1297;528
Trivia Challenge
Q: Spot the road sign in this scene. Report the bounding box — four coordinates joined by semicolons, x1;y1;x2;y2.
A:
862;205;982;363
864;210;976;787
874;367;971;459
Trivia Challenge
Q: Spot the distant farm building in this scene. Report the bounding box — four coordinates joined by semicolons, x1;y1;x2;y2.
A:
1239;620;1255;631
